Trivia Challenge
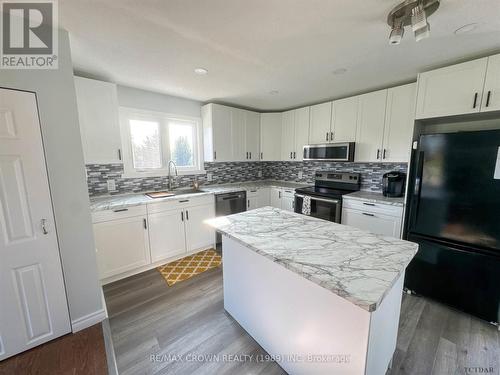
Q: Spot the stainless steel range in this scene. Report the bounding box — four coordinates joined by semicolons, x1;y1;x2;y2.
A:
294;171;360;223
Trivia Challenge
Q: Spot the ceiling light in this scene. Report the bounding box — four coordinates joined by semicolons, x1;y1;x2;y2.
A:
387;0;440;45
389;19;405;45
414;22;430;42
194;68;208;75
332;68;348;75
454;23;478;35
411;3;427;32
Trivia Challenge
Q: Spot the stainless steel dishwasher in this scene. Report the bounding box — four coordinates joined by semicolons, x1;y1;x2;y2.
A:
215;191;247;247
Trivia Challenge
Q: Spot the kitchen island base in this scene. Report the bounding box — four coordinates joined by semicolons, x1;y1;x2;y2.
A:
222;236;404;375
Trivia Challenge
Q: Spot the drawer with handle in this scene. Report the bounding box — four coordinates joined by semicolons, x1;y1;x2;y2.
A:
147;194;214;214
342;197;403;217
92;205;147;224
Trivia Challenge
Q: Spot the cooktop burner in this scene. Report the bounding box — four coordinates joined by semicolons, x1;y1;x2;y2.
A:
295;186;354;198
295;171;361;198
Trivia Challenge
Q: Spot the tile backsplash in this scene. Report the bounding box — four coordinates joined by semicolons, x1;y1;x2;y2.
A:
86;161;407;197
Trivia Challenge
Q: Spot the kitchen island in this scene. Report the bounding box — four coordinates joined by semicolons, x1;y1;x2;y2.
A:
207;207;418;375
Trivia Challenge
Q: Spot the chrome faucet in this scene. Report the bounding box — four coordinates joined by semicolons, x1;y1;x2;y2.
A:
167;160;178;191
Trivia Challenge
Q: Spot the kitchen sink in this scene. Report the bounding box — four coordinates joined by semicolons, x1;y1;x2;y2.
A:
145;189;202;199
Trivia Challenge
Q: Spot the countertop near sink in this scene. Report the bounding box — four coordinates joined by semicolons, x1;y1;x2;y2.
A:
89;180;310;212
343;191;405;207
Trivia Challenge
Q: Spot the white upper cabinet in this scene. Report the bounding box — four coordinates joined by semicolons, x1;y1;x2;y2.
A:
244;110;261;161
331;96;358;143
231;108;246;161
203;104;260;162
203;104;232;162
382;83;417;162
74;76;122;164
281;110;295;161
309;102;332;144
260;113;282;161
355;90;388;162
294;107;310;161
482;54;500;112
415;57;488;119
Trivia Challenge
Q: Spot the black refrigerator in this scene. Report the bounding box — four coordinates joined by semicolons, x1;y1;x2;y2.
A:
405;129;500;324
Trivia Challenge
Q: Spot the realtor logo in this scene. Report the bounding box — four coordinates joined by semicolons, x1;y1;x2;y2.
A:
1;0;58;69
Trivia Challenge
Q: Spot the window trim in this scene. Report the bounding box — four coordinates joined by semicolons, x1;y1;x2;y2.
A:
119;107;205;178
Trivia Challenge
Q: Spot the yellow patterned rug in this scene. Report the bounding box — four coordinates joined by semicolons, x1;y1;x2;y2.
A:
157;249;222;287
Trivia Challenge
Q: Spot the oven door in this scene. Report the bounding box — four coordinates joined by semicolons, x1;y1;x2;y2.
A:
295;194;341;223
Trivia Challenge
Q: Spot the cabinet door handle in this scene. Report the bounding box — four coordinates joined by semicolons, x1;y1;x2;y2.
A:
118;149;122;161
186;210;189;221
179;199;189;203
330;131;334;141
247;199;250;208
279;191;281;199
486;90;492;107
290;152;292;159
363;202;376;206
260;152;263;159
293;151;296;159
362;213;375;217
214;151;216;160
41;219;48;235
326;132;329;141
376;149;381;159
249;152;252;159
181;211;184;221
473;92;478;109
143;218;147;229
113;208;128;212
383;149;387;159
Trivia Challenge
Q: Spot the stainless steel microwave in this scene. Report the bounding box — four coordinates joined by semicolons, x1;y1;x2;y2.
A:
303;142;355;161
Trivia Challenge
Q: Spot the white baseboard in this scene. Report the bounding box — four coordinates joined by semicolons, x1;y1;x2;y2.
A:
71;308;107;333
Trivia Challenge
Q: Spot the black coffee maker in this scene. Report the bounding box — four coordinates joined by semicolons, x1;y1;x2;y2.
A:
382;171;406;197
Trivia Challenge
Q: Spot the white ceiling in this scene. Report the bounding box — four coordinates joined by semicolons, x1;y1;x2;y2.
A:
60;0;500;111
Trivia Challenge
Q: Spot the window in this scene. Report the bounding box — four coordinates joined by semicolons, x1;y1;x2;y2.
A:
120;107;204;177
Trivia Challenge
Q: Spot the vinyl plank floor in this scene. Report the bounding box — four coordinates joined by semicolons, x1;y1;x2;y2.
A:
104;267;500;375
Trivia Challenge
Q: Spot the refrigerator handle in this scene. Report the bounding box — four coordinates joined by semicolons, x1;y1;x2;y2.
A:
411;151;425;228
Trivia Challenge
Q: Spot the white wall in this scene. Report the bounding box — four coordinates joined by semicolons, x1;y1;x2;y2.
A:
117;85;201;117
0;29;103;330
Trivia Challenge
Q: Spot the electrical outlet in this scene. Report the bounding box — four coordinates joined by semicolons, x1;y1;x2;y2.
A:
107;179;116;191
206;173;213;182
258;170;262;178
298;171;303;179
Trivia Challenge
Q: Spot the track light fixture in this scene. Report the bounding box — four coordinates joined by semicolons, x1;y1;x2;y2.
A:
387;0;439;45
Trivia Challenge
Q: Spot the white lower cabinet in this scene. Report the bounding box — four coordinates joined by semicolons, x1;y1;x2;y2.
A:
270;187;282;208
92;196;215;283
93;210;151;279
281;189;295;212
149;208;186;262
269;187;295;211
246;189;259;210
257;188;271;207
342;198;403;238
185;204;216;252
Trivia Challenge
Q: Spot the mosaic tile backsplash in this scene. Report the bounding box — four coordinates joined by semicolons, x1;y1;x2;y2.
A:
86;162;408;197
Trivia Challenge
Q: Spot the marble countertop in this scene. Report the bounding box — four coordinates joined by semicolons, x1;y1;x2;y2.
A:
207;207;418;312
89;180;309;212
344;191;405;207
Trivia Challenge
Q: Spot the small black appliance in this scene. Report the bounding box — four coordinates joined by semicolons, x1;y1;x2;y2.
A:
382;171;406;197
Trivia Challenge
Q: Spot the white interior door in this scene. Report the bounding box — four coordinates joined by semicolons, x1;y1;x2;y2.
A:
0;88;70;360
